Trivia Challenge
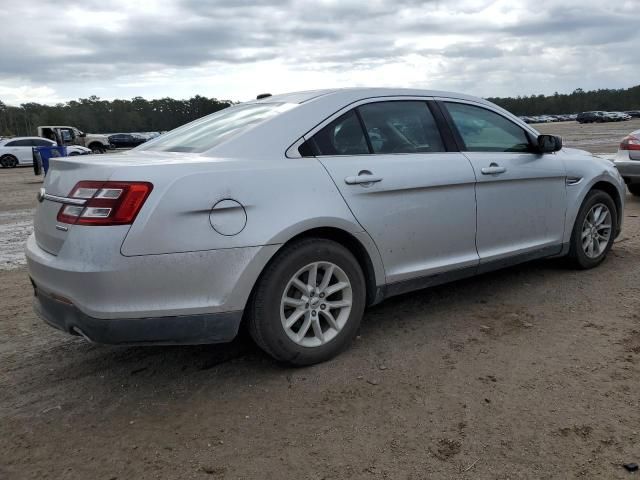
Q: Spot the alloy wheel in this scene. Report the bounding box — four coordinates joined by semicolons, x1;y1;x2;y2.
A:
581;203;611;259
280;261;353;348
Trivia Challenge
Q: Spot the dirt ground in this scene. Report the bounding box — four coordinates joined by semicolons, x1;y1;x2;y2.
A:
1;120;640;480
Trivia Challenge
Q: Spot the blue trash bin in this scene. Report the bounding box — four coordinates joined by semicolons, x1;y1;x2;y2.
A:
32;146;67;175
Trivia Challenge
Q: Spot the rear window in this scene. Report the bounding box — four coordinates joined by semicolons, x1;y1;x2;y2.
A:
136;103;296;153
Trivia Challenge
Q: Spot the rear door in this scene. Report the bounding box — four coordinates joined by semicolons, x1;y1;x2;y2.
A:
439;100;567;266
306;99;478;286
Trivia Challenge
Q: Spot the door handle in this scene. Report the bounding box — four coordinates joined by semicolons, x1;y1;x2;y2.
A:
344;170;383;185
481;163;506;175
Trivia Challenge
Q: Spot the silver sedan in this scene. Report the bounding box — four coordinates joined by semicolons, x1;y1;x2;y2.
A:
26;88;626;365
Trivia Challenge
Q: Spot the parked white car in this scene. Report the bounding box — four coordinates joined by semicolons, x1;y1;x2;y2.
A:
614;128;640;196
0;137;91;168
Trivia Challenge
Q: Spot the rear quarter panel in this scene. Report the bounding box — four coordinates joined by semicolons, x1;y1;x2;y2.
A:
117;157;367;255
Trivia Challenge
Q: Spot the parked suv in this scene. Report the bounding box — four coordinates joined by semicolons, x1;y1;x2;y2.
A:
577;111;606;123
27;88;625;365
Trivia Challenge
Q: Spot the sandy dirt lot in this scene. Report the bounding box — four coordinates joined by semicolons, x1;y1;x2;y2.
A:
1;120;640;479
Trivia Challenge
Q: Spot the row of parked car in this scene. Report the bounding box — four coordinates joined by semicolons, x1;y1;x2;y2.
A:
520;111;640;124
576;111;640;123
0;130;163;168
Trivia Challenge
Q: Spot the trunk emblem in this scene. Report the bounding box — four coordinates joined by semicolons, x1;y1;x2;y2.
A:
37;188;46;203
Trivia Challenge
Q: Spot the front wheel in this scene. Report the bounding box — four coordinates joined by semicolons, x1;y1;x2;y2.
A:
567;190;617;269
1;155;18;168
247;238;366;366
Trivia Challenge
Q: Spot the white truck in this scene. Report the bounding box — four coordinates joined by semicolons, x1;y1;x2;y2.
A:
37;126;113;153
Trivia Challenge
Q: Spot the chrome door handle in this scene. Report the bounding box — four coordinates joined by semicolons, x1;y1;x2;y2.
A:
481;163;506;175
345;171;383;185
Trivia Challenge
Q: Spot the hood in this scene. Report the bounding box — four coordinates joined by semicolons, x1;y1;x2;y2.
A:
561;147;615;165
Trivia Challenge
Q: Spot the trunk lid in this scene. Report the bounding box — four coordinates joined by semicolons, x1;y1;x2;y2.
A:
34;156;119;255
33;151;214;255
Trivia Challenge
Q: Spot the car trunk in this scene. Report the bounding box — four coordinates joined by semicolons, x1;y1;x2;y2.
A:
33;151;217;256
34;157;119;255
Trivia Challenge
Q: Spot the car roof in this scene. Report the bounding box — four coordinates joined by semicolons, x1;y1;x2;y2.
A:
252;87;492;106
0;136;53;144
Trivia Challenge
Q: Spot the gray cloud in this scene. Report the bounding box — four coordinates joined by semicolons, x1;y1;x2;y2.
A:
0;0;638;102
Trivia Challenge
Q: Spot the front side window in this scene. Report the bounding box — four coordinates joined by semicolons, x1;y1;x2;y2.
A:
358;101;445;154
307;110;369;156
137;102;296;153
445;102;532;153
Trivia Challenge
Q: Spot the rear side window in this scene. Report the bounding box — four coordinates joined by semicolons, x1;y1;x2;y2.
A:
8;139;34;147
307;110;369;156
358;101;444;153
445;102;532;153
137;102;296;153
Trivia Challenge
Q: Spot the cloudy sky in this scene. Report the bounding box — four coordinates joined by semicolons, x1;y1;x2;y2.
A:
0;0;638;105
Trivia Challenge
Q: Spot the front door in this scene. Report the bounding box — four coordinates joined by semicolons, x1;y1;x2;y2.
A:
441;100;567;265
304;100;479;285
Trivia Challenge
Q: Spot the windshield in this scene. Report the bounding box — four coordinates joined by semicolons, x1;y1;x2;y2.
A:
136;102;296;153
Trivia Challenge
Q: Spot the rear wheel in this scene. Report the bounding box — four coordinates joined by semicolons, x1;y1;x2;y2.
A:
0;155;18;168
628;184;640;197
567;190;617;269
248;238;366;366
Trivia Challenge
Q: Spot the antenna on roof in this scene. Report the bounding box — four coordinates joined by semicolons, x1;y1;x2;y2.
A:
256;93;272;100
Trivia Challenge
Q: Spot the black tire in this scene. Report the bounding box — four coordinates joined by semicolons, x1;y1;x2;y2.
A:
89;143;105;154
567;190;617;269
628;184;640;197
1;155;17;168
247;238;366;366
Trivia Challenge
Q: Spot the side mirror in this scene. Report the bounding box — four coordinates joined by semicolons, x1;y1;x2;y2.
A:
537;134;562;153
79;132;86;138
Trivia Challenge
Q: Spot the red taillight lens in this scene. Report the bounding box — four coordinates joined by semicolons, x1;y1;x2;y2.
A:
620;135;640;151
57;181;153;225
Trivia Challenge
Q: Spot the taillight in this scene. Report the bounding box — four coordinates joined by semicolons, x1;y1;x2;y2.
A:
620;135;640;151
57;181;153;225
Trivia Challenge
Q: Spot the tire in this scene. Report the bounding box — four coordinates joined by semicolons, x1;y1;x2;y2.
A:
89;143;105;154
628;184;640;197
567;190;617;269
0;155;18;168
247;238;366;366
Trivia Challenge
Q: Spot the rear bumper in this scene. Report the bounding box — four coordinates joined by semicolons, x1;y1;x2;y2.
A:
33;284;242;345
615;158;640;183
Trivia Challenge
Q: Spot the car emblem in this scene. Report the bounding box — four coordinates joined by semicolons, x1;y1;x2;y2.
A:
37;188;46;203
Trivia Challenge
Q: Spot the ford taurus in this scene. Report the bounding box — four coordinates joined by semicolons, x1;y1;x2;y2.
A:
26;88;626;365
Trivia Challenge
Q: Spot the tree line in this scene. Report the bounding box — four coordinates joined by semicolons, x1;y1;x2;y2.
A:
0;95;233;137
1;84;639;137
488;84;640;116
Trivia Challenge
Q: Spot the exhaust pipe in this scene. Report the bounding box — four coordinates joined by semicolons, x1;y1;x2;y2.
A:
72;326;94;342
